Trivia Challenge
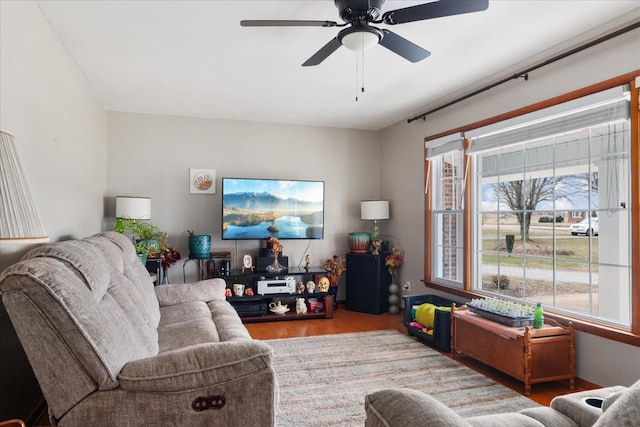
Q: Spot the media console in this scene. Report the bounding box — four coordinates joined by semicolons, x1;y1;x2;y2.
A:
223;266;334;323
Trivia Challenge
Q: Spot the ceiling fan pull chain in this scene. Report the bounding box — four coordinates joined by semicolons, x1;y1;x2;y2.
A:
361;50;366;94
355;52;359;102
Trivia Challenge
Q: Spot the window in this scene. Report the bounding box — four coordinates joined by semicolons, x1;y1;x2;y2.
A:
424;76;640;342
469;86;631;327
426;134;465;287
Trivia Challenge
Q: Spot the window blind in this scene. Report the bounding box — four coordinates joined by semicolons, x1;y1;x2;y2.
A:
467;85;630;154
425;132;464;159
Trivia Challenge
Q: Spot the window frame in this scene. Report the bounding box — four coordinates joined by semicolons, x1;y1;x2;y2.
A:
427;140;466;288
423;71;640;346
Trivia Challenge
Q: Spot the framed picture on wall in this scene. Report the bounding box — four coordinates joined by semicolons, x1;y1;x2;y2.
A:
190;169;216;194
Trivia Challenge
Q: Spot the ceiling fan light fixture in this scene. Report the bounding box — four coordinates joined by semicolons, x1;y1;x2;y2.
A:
338;26;382;53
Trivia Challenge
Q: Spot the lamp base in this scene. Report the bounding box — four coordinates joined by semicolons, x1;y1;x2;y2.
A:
114;217;124;233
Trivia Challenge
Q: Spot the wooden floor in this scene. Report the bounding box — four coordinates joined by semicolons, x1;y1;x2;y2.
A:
36;304;597;425
247;304;597;407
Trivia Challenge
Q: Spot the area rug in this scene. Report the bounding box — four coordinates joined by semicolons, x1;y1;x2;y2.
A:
266;330;538;426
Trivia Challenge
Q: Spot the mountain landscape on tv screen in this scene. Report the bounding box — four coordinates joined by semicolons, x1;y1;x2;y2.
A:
223;192;323;239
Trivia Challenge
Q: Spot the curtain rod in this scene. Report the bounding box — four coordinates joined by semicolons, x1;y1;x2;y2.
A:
407;20;640;124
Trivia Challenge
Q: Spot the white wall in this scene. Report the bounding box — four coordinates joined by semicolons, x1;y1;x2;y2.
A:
0;0;107;269
0;1;107;422
107;112;381;296
379;24;640;386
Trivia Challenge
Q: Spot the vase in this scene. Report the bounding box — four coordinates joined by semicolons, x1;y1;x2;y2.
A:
137;253;148;265
271;255;282;273
266;250;283;273
328;285;339;310
189;235;211;259
388;281;400;314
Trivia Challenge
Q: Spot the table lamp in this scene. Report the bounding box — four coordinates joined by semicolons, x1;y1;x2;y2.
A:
360;200;390;241
115;196;151;232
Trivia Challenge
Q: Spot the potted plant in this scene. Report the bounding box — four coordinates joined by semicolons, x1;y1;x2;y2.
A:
187;230;211;260
323;255;346;310
134;240;152;264
125;220;161;241
123;220;164;261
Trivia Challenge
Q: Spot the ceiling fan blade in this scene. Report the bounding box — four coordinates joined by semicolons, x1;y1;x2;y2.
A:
382;0;489;25
378;30;431;63
241;20;339;27
302;37;342;67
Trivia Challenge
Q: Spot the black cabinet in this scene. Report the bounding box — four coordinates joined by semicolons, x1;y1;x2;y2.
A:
346;253;391;314
145;257;163;284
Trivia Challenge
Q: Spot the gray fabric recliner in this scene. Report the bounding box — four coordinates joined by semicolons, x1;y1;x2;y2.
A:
364;379;640;427
0;232;278;426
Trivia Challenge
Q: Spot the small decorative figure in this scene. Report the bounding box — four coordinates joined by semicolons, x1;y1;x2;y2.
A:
296;298;307;314
245;288;254;296
370;238;382;255
306;280;316;293
242;254;254;273
304;254;311;272
225;288;232;298
296;282;305;294
317;276;330;292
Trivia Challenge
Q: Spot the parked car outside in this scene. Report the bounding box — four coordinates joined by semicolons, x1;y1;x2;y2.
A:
569;217;599;236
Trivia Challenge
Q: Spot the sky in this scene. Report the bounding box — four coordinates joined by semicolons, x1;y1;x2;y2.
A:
222;178;324;202
480;174;597;213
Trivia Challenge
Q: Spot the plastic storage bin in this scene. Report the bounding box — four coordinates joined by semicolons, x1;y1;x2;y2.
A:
403;294;463;353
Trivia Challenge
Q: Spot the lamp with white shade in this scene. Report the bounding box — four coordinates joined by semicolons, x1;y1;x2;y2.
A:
0;130;49;244
114;196;151;233
360;200;390;241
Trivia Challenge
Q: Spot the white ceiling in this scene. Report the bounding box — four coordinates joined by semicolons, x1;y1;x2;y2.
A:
36;1;640;131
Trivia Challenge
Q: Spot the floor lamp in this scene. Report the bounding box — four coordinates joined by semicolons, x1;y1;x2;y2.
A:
0;130;49;244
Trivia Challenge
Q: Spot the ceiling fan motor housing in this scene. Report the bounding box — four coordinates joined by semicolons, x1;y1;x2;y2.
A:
335;0;384;23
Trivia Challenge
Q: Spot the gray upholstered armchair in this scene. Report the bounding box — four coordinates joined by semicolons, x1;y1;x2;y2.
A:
0;232;278;426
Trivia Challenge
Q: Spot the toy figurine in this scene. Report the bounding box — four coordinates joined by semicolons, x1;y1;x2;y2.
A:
225;288;232;297
245;288;254;296
304;254;311;272
296;282;305;294
296;298;307;314
306;281;315;293
317;276;330;292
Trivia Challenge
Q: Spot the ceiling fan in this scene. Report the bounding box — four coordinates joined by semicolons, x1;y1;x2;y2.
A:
241;0;489;66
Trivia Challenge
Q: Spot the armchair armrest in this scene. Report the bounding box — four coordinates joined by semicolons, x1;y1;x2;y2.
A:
155;278;226;306
551;386;627;427
365;389;470;427
118;340;273;392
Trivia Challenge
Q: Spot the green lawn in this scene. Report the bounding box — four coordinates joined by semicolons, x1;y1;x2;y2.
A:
481;222;598;269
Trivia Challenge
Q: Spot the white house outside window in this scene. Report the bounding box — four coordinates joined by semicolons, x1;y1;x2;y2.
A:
468;86;631;327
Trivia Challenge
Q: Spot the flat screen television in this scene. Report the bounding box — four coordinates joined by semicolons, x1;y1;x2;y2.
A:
221;178;324;240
